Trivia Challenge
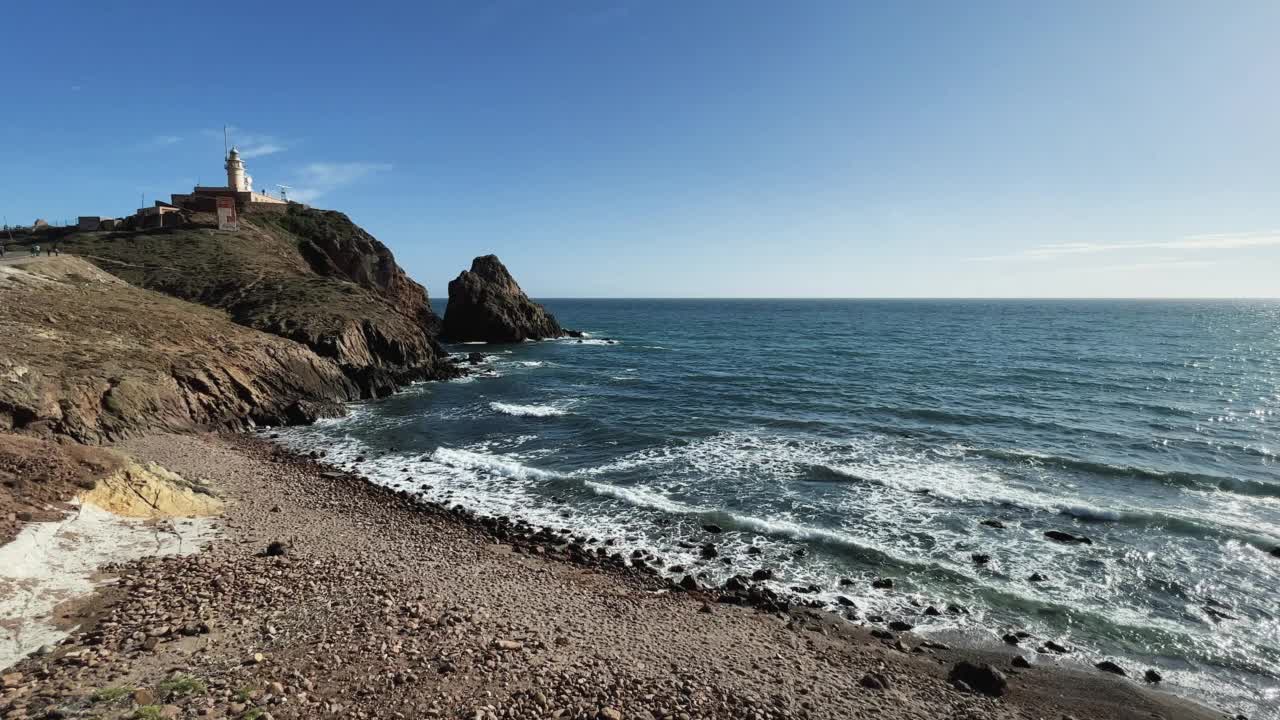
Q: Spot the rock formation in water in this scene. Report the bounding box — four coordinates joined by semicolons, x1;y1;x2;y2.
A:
442;255;564;343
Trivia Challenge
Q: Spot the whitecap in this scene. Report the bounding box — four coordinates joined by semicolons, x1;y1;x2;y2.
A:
430;446;562;481
489;402;568;417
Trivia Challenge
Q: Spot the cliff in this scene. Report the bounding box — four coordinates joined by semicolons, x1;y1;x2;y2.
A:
69;205;457;396
442;255;565;343
0;256;358;444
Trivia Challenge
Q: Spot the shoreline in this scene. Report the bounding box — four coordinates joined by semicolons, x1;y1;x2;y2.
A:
0;431;1227;720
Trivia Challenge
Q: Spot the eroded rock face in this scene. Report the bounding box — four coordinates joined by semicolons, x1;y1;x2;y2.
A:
70;205;459;396
0;257;357;444
442;255;563;343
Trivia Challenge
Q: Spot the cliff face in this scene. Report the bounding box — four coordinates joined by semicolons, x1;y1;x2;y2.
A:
0;257;358;444
71;205;457;396
442;255;564;343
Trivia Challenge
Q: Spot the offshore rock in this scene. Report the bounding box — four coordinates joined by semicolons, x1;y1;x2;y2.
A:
442;255;563;343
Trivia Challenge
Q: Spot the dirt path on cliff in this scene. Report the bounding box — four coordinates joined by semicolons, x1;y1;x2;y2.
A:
0;433;1222;720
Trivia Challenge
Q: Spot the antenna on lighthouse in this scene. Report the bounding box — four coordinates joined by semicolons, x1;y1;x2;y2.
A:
277;184;292;202
223;125;229;158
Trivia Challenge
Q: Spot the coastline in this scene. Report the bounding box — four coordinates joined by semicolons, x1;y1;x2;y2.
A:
0;431;1225;720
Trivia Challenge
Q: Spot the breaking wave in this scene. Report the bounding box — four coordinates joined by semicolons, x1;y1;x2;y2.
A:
489;402;568;417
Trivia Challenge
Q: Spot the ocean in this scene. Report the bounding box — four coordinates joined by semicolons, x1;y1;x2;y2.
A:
275;299;1279;716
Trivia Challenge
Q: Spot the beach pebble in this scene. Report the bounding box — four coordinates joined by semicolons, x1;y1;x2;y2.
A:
871;578;894;589
1012;655;1031;668
1144;668;1163;683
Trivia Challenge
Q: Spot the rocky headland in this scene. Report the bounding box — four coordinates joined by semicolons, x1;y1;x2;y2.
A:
69;205;459;398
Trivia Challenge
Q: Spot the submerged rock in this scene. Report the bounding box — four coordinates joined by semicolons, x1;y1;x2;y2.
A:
1044;530;1093;545
442;255;563;343
871;578;894;589
980;519;1006;529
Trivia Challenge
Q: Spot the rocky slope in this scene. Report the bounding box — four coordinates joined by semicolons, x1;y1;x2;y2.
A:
0;256;358;444
68;205;457;396
442;255;565;342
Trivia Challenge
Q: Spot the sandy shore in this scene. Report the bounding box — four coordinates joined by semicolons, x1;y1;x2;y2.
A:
0;432;1226;720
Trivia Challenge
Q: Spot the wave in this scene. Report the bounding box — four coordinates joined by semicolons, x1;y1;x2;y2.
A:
978;448;1280;499
429;447;562;481
489;402;567;417
799;461;1279;549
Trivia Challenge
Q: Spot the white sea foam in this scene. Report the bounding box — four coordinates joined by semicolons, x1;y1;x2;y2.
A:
489;402;568;417
430;446;562;481
585;481;698;514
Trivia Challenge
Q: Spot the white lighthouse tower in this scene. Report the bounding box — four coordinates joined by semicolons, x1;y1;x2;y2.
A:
225;147;253;192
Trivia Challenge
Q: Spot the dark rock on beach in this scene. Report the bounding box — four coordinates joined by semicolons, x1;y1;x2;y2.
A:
980;519;1006;529
1096;660;1127;676
871;578;894;589
948;661;1008;697
1145;668;1164;683
442;254;564;343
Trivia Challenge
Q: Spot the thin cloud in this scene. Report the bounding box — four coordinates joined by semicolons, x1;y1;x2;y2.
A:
288;162;392;203
204;126;288;158
239;142;285;159
139;134;183;150
1089;258;1220;273
970;230;1280;262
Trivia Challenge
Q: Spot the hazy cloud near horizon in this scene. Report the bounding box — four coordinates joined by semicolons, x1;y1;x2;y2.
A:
969;231;1280;263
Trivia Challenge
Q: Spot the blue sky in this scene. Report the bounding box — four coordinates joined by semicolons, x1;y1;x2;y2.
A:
2;1;1277;297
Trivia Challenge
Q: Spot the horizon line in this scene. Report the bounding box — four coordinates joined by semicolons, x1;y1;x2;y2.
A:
519;296;1280;301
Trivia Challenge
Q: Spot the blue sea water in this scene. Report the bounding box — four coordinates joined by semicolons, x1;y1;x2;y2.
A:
276;299;1280;717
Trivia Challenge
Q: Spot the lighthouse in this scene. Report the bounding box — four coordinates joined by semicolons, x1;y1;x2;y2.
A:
224;147;253;192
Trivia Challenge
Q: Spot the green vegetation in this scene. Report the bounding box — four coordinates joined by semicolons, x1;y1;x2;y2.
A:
134;706;164;720
242;708;267;720
90;686;131;703
233;686;254;703
157;674;206;699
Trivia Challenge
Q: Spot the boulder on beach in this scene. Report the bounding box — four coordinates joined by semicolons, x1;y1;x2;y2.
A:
948;661;1008;697
442;255;564;343
1095;660;1127;676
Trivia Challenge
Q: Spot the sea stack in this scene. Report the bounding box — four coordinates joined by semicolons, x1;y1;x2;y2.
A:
442;255;564;343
